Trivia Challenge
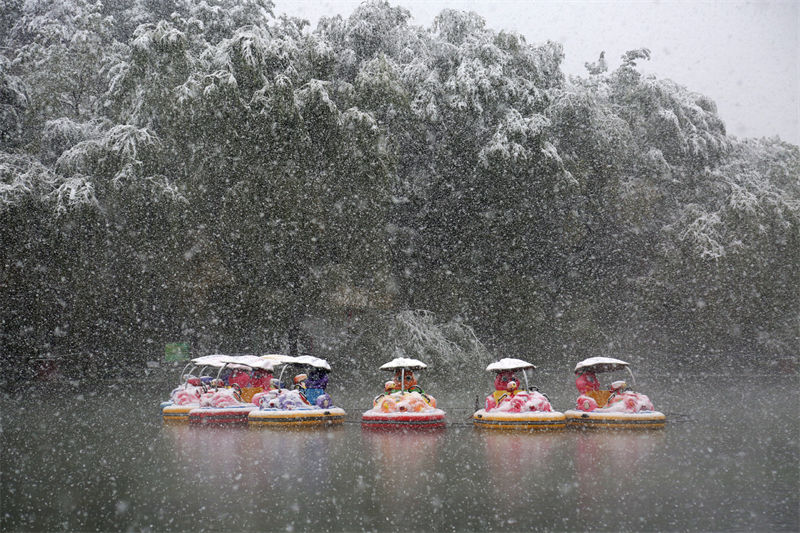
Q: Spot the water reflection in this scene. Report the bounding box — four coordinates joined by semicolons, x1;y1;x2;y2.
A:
1;377;796;532
164;424;343;493
574;431;665;518
361;429;444;508
575;431;663;472
478;431;564;524
483;431;558;479
164;425;253;465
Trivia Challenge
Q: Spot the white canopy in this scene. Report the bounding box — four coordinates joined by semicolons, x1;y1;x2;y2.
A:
232;355;268;368
190;354;230;367
241;358;275;371
191;354;275;371
293;355;331;370
574;357;630;374
259;354;332;370
486;358;536;372
260;354;296;364
380;357;428;370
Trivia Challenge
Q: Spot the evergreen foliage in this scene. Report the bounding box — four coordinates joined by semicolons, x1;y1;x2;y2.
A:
0;0;797;375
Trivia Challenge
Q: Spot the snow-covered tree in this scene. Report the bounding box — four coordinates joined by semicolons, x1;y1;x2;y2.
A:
1;1;797;367
0;55;29;148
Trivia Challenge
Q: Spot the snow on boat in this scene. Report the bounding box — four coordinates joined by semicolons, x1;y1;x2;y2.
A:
564;357;666;429
361;358;446;430
161;354;229;423
161;354;272;425
473;358;566;430
187;355;274;426
249;355;346;427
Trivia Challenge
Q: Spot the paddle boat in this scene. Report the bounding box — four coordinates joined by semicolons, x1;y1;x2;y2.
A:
361;357;446;430
248;355;346;427
161;354;229;423
161;355;270;425
186;355;272;426
564;357;666;429
473;358;566;430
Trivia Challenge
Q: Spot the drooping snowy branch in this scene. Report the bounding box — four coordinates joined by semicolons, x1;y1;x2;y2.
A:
387;309;490;368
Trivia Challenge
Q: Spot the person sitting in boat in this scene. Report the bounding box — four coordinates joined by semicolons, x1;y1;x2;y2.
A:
303;368;330;406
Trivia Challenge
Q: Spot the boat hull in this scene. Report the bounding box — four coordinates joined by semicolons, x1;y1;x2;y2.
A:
472;409;566;430
564;409;666;429
249;407;346;427
162;404;196;423
188;405;257;426
361;410;446;430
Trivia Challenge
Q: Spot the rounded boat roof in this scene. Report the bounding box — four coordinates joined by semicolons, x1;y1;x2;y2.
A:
259;354;331;370
574;357;630;374
232;355;274;371
191;354;275;371
261;354;295;363
233;355;266;367
191;354;230;366
292;355;331;370
380;357;427;370
486;358;536;372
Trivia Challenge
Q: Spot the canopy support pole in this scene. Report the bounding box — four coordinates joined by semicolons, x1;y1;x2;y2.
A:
626;366;636;388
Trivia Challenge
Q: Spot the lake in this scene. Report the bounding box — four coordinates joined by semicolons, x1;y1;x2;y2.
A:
1;373;797;531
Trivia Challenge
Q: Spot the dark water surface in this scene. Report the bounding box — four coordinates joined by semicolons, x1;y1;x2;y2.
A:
1;375;797;531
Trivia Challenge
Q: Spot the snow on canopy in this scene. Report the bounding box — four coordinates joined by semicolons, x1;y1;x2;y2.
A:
574;357;630;374
260;354;296;364
380;357;428;370
191;354;232;366
225;354;273;370
292;355;332;370
486;358;536;372
189;354;273;370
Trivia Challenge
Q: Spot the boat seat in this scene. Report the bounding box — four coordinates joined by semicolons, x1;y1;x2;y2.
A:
238;386;263;403
584;389;612;408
